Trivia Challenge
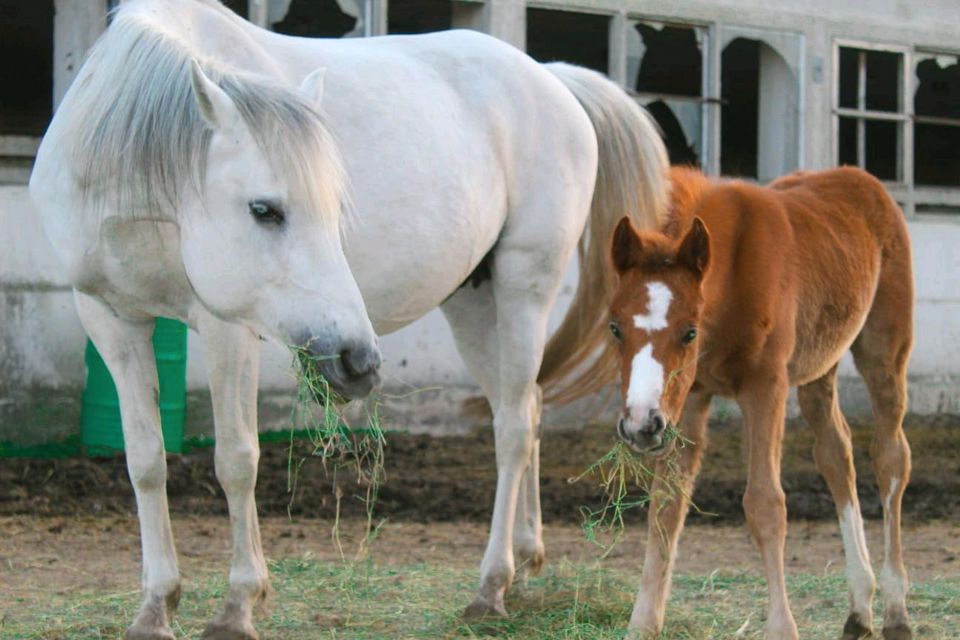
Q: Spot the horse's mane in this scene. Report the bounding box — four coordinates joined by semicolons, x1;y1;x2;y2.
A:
64;11;346;228
661;165;713;238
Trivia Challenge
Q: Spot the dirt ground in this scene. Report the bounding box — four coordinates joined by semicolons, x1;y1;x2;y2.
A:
1;515;958;612
1;413;958;525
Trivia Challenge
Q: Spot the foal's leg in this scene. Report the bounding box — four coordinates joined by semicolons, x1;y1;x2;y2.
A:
852;306;913;639
798;365;876;638
628;392;710;638
442;284;546;579
75;292;180;640
462;244;568;617
738;373;799;640
197;312;269;640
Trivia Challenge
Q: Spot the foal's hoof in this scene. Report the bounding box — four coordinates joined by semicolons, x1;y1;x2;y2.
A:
201;619;259;640
842;613;873;639
463;596;508;620
882;624;913;640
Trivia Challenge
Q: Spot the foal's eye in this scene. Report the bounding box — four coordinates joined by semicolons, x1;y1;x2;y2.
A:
682;327;698;345
609;322;623;341
248;199;286;226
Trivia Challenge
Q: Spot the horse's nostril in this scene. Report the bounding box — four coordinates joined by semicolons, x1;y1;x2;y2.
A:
644;409;666;435
341;344;381;379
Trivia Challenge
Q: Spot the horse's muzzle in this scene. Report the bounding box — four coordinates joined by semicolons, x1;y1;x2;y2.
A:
617;408;669;455
301;338;382;402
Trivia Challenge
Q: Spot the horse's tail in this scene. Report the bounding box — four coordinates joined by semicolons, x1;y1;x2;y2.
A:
538;62;669;405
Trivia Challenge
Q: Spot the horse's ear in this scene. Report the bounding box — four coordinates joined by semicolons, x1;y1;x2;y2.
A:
300;67;327;107
611;216;643;274
677;217;710;279
190;60;240;130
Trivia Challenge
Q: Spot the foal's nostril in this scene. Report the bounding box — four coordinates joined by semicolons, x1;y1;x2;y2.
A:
644;409;666;436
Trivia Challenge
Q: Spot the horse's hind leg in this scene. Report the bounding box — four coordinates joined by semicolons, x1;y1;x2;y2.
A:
75;292;180;640
798;364;876;638
196;311;269;640
852;251;914;640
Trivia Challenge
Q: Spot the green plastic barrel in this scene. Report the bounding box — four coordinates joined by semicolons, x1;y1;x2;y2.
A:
80;318;187;455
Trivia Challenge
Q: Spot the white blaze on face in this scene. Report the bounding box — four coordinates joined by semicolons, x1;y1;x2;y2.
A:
633;281;672;331
625;281;673;421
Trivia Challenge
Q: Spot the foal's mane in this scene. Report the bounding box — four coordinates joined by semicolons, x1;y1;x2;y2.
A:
65;10;345;227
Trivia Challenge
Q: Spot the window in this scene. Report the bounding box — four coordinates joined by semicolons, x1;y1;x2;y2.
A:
526;8;610;75
0;0;53;184
274;0;365;38
628;21;705;166
834;44;906;182
914;52;960;187
388;0;452;34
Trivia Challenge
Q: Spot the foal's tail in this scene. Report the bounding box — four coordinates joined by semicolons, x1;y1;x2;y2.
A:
539;63;669;405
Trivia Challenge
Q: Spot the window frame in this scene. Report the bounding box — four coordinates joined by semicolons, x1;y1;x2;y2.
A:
832;38;960;215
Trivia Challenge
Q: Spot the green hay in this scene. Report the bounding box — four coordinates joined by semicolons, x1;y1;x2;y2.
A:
570;424;693;556
287;346;387;559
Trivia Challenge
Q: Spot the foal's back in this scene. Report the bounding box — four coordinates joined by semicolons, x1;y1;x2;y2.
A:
681;166;910;389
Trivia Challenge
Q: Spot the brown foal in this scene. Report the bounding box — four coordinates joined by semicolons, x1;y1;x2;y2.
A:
608;166;914;640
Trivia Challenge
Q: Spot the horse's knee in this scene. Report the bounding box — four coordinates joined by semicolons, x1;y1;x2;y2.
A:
126;435;168;492
743;484;786;537
215;443;259;494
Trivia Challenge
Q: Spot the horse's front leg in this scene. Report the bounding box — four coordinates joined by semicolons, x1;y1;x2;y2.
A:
75;292;180;640
628;392;710;638
738;371;799;640
196;311;269;640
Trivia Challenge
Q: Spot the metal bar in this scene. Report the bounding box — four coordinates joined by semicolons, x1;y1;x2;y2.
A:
857;50;866;168
834;108;908;122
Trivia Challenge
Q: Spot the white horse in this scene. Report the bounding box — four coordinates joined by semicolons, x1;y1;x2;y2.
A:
29;1;668;638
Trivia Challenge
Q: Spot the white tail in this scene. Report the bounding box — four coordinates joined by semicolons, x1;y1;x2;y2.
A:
538;62;669;405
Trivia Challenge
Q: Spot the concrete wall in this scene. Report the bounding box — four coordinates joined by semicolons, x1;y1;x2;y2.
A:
2;0;959;445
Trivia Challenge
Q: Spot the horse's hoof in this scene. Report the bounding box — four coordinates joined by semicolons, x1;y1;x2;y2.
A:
463;596;508;620
842;613;873;639
201;619;259;640
882;624;913;640
516;548;547;579
125;626;175;640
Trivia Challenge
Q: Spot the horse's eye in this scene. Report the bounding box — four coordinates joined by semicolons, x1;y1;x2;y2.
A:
248;199;285;225
609;322;623;341
682;327;698;345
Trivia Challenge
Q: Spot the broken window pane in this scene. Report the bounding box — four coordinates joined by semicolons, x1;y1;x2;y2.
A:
721;38;759;178
0;0;53;136
644;99;701;166
630;23;701;97
526;8;610;74
388;0;452;35
627;21;704;166
222;0;249;19
273;0;362;37
914;54;960;187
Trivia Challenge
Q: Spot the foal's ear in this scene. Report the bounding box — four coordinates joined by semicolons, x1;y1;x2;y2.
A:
611;216;643;274
190;60;240;130
677;217;710;279
300;67;327;107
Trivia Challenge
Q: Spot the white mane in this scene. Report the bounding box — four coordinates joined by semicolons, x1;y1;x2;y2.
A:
64;11;346;227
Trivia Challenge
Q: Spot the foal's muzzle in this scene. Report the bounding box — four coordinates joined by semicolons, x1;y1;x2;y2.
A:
618;408;669;454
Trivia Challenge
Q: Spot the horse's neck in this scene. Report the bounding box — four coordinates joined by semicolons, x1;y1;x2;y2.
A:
121;0;279;76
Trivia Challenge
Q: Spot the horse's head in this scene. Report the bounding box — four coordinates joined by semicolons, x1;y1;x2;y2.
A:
608;216;710;454
182;63;380;399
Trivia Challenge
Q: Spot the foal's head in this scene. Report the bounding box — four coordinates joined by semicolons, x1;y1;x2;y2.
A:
608;216;710;454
